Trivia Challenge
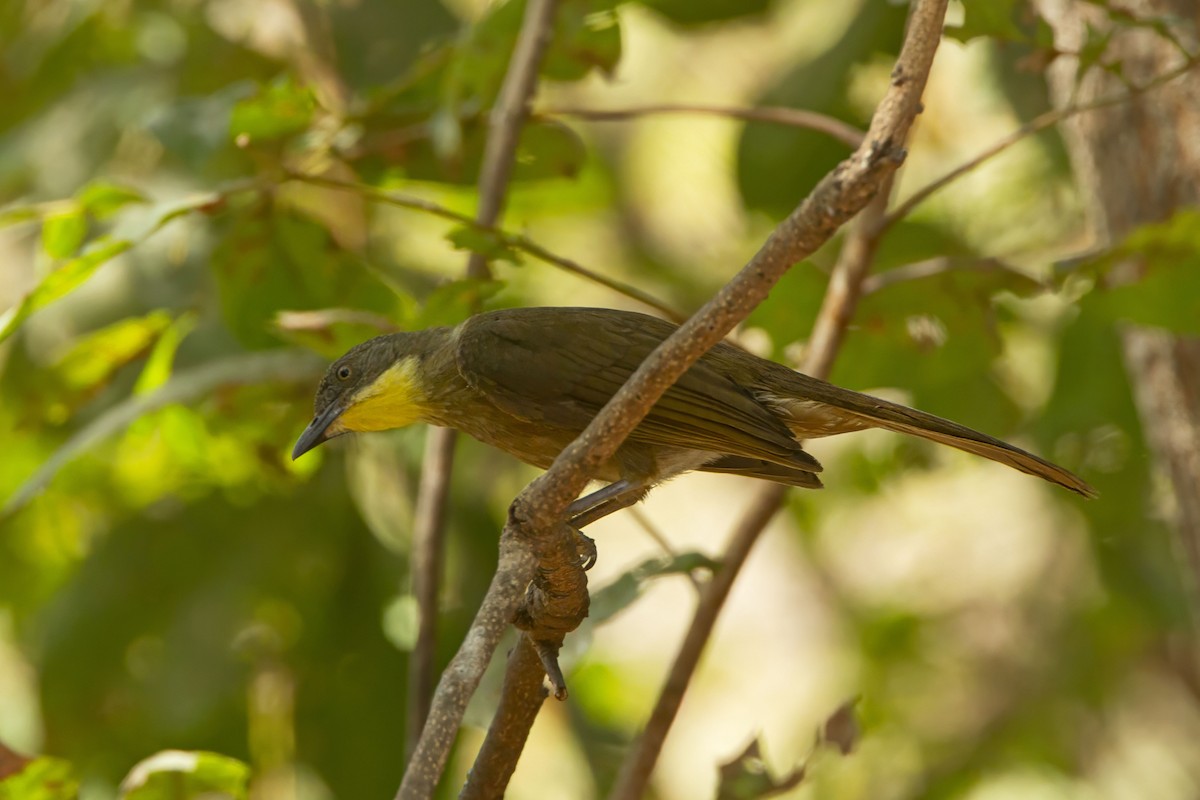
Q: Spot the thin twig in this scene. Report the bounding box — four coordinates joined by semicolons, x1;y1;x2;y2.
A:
628;507;703;593
607;483;788;800
399;0;563;796
399;0;948;796
284;171;685;322
405;426;457;763
882;52;1200;230
859;254;1037;295
803;177;893;380
544;104;864;148
606;175;898;800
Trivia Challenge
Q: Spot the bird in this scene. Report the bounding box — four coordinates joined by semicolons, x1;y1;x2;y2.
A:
292;306;1095;529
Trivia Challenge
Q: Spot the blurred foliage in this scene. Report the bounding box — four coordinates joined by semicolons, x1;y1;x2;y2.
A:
0;0;1197;798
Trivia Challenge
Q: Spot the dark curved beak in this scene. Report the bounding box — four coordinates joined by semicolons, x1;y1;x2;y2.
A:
292;403;345;460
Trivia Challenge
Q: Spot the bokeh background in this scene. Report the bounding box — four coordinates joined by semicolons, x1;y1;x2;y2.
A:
1;0;1198;798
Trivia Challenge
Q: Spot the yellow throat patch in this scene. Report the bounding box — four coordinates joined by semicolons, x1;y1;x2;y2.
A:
333;357;427;433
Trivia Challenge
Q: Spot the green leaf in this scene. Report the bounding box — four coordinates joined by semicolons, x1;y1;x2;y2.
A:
77;181;149;219
229;78;316;144
0;238;132;344
738;1;908;216
1080;209;1200;334
591;552;718;623
409;278;504;330
119;750;249;800
1077;22;1114;81
0;205;40;228
716;739;807;800
2;349;324;522
946;0;1026;44
445;226;523;266
513;119;587;180
397;118;587;185
635;0;770;26
211;209;404;349
133;312;198;396
542;4;622;80
56;311;174;391
41;207;87;259
0;756;78;800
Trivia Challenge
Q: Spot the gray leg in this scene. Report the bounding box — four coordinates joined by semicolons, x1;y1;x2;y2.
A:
567;479;650;529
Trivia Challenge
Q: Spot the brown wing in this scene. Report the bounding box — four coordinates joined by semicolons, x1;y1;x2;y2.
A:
454;308;820;473
746;360;1097;498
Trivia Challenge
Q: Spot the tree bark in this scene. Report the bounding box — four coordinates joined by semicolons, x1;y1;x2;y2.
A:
1035;0;1200;579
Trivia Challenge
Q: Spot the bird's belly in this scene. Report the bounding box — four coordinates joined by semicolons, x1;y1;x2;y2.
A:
441;404;717;484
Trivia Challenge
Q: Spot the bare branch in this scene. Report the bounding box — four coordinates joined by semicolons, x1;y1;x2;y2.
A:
405;426;457;764
629;507;704;593
458;638;549;800
608;482;788;800
802;179;892;379
544;104;864;149
401;0;948;795
859;254;1038;295
398;0;564;796
607;175;897;800
285;171;685;322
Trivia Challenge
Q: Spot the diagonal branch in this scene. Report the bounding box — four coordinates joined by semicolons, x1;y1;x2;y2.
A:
397;0;949;796
401;0;562;783
607;176;895;800
543;104;864;148
284;171;684;322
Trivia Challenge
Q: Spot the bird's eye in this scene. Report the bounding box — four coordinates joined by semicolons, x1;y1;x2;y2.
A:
336;365;352;381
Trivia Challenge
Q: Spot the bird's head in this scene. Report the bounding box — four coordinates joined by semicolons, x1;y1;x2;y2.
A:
291;334;430;460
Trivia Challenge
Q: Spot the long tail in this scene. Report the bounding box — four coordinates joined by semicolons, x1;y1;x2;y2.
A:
777;375;1098;498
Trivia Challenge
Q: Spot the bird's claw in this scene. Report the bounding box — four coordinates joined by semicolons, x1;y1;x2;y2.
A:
574;529;597;571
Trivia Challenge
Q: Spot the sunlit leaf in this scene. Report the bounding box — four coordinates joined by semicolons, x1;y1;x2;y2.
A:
2;349;324;521
229;78;316;144
0;238;133;344
0;756;78;800
119;750;249;800
0;205;41;228
133;312;198;396
41;207;87;259
77;181;148;220
56;311;174;391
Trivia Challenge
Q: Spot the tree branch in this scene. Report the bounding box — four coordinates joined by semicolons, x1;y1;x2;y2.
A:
458;638;549;800
284;171;685;322
405;426;456;763
543;104;864;148
607;178;895;800
400;0;561;791
398;0;948;795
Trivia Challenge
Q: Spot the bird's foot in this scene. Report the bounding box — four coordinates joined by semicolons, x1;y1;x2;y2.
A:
573;528;597;571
